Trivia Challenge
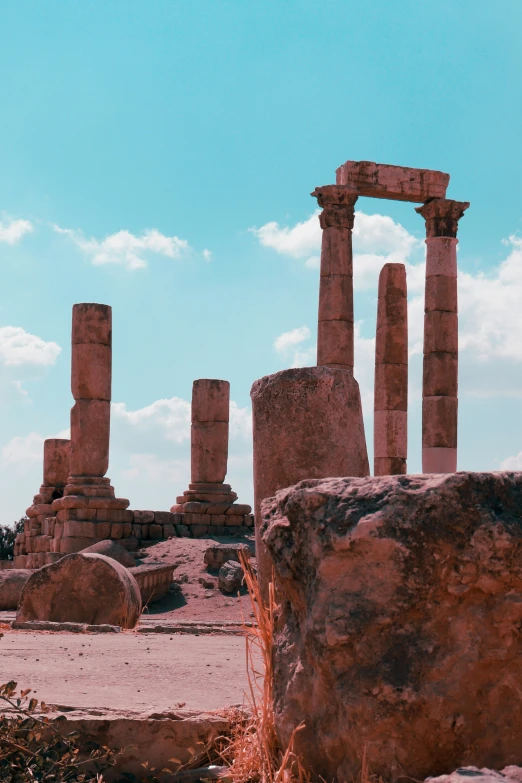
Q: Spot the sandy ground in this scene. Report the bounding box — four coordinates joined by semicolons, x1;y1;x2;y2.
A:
137;533;256;622
0;629;256;712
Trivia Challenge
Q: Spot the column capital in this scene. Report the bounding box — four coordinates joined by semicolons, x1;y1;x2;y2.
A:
415;198;470;238
311;185;359;230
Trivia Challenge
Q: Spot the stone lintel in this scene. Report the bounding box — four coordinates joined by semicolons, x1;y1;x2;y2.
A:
336;160;449;203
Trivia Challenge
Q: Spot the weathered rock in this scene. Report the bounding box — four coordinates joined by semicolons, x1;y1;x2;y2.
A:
262;471;522;781
218;560;244;593
204;543;250;571
0;569;32;610
81;539;136;567
16;553;141;629
428;768;522;783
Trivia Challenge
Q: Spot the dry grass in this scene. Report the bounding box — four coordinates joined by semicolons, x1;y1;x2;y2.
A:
216;552;310;783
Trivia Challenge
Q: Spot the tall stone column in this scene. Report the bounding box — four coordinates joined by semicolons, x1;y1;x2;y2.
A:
51;303;131;555
311;185;359;370
374;263;408;476
172;379;253;537
251;366;369;600
415;199;469;473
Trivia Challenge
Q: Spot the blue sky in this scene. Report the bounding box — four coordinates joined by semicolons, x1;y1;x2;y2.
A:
1;1;522;524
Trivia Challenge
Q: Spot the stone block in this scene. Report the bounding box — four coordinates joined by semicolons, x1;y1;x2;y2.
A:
375;325;408;365
50;538;61;553
225;515;244;527
175;524;190;537
81;539;135;567
59;537;96;555
119;536;139;551
43;438;70;486
72;303;112;346
225;504;252;515
423;352;458;398
70;399;110;476
318;274;354;322
191;422;229;484
34;536;52;553
64;520;97;539
111;523;123;539
191;525;209;538
207;502;231;514
122;522;132;538
424;312;458;354
192;378;229;423
374;410;407;459
170;503;184;512
219;560;244;594
210;514;227;526
163;524;175;538
71;343;111;401
183;501;211;513
425;274;458;313
132;523;142;538
212;526;228;536
45;553;63;566
54;521;64;540
154;511;174;525
140;524;149;539
96;522;111;539
336;159;449;202
317;319;354;368
374;363;408;411
183;513;199;526
204;543;251;570
374;456;407;476
133;510;154;524
422;396;458;449
245;514;254;527
149;524;162;539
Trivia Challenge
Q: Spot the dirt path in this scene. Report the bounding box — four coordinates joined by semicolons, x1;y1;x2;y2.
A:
0;629;256;713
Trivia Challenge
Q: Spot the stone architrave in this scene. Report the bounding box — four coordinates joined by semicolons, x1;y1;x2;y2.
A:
51;304;130;555
374;263;408;475
311;185;358;371
336;160;449;202
415;199;469;473
251;366;369;597
172;379;252;523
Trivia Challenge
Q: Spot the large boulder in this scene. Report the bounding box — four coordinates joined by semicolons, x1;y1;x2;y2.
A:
16;553;141;629
81;539;136;568
0;569;32;610
262;472;522;781
218;560;244;593
204;543;251;571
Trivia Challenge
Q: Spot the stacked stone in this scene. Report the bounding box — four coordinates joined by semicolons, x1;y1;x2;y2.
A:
14;439;71;568
311;184;359;370
374;263;408;475
171;379;253;537
415;199;469;473
51;304;132;554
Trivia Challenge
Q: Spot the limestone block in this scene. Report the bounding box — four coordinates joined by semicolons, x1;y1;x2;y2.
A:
96;522;111;539
122;522;132;538
175;524;190;537
71;343;111;401
422;397;458;448
204;543;251;571
262;472;522;781
183;501;212;513
34;536;52;553
63;520;97;538
0;570;32;610
245;514;254;527
140;524;149;539
163;524;175;538
218;560;244;594
72;303;112;346
225;504;252;515
251;366;369;593
149;524;162;539
192;379;230;422
225;515;243;527
336;159;449;202
374;410;407;459
191;422;229;484
425;275;458;313
317;319;354;368
111;523;123;539
154;511;175;525
318;274;354;322
424;312;458;354
60;536;98;554
16;552;141;629
43;438;71;486
375;325;408;365
210;514;227;526
191;525;209;537
133;510;154;524
208;502;233;514
374;364;408;411
70;399;110;477
81;540;135;567
54;521;64;540
423;352;458;397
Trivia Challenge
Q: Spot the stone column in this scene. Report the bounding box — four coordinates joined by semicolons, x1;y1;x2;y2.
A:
311;185;359;370
172;380;253;537
374;263;408;476
251;366;369;599
51;303;130;556
415;199;469;473
69;303;112;482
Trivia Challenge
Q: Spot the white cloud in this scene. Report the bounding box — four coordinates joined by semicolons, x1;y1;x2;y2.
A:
54;225;190;270
202;248;212;262
499;452;522;470
0;326;61;367
112;397;192;444
274;325;312;353
0;217;33;244
2;432;44;466
274;325;315;367
250;211;321;258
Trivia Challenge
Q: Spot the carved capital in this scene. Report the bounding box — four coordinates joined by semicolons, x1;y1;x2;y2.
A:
415;198;470;238
311;185;359;230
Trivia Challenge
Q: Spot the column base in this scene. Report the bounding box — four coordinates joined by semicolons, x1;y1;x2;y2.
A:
422;447;457;474
175;482;238;505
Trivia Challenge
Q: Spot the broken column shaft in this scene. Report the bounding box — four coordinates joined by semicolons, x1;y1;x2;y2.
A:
311;185;359;371
415;199;469;473
374;263;408;476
